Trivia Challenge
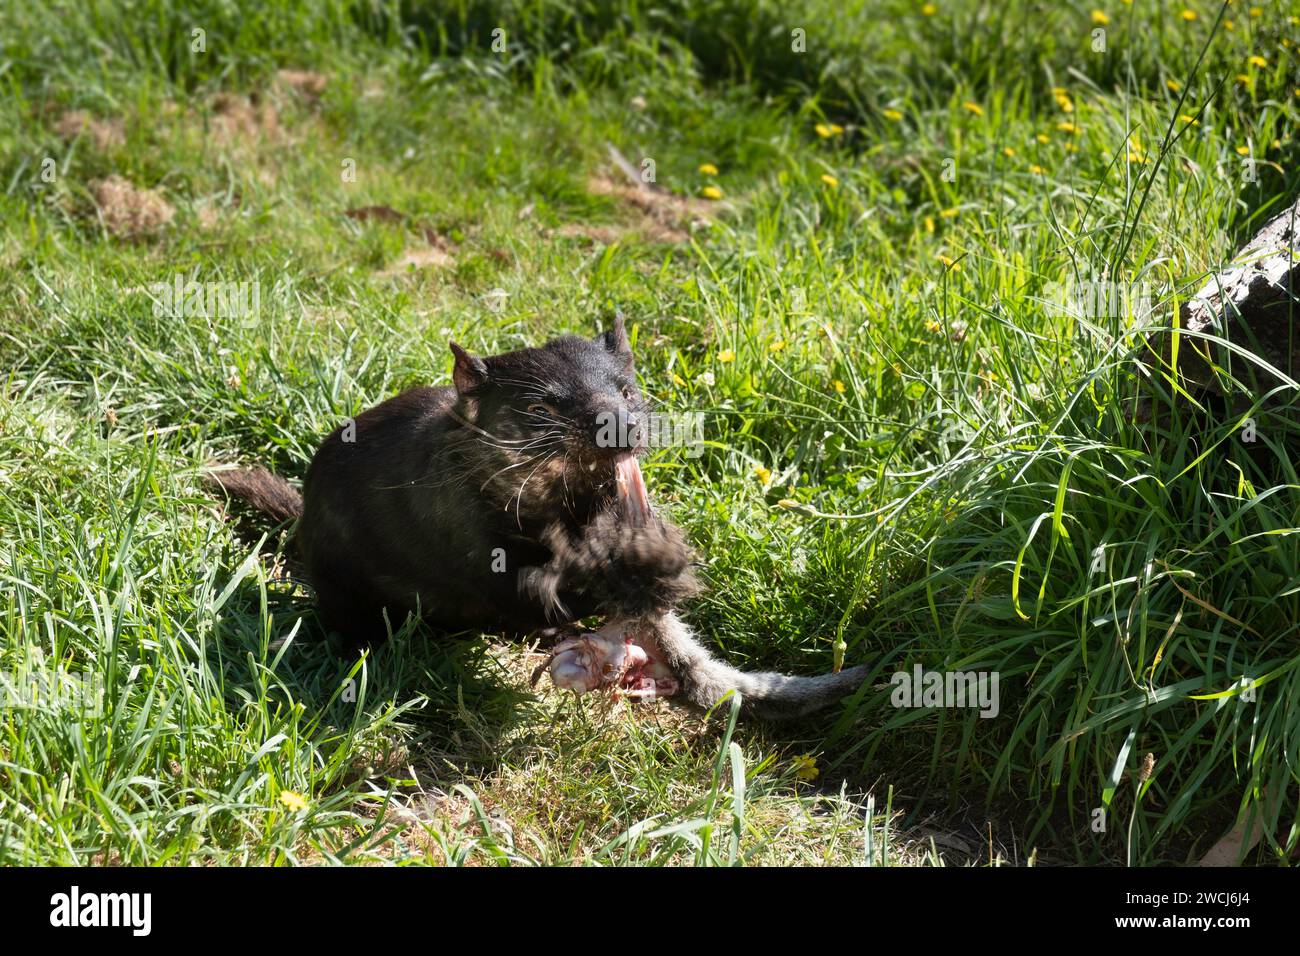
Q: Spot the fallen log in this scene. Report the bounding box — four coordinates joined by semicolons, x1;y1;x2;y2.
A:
1163;196;1300;396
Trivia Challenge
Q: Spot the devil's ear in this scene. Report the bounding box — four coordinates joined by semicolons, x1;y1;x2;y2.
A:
449;341;489;395
596;311;634;369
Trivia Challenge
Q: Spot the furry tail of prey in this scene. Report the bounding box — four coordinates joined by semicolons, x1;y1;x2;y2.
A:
647;611;868;720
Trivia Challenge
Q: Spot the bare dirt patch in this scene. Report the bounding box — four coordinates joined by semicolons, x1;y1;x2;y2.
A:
90;175;174;239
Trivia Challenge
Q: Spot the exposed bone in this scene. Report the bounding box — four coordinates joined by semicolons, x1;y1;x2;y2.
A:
538;618;679;700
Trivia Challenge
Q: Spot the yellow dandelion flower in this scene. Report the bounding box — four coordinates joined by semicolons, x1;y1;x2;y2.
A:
1057;121;1079;134
923;215;935;233
1235;145;1250;156
882;108;904;122
1030;163;1046;174
1247;55;1267;68
962;101;985;116
718;349;735;363
1178;113;1199;125
1003;146;1016;157
1180;9;1197;21
828;123;845;135
832;379;846;394
672;372;686;387
1166;79;1182;92
1249;6;1262;17
1091;10;1110;26
940;206;959;218
1225;19;1235;30
769;340;787;352
922;3;937;15
937;254;959;270
754;465;772;484
821;173;839;188
1036;133;1050;145
925;319;942;333
698;162;719;176
815;122;833;138
1051;87;1067;96
701;185;723;200
1235;73;1252;85
279;790;308;811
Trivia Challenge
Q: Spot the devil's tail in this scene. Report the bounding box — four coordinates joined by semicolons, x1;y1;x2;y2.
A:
204;466;304;525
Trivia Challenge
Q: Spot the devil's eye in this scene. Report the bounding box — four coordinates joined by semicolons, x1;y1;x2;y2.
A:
527;402;556;417
620;385;634;400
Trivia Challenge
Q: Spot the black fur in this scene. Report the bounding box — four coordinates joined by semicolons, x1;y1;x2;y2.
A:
520;510;699;620
214;318;696;647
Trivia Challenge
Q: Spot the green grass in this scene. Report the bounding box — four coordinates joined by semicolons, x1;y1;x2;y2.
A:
1;0;1298;865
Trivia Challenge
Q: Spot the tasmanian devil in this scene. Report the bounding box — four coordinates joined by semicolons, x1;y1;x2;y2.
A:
208;315;868;719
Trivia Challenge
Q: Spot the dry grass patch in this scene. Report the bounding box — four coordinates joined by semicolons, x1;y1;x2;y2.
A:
53;110;125;151
551;222;627;244
90;175;174;238
587;174;717;240
551;159;722;245
208;92;281;148
276;69;330;102
375;233;458;277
